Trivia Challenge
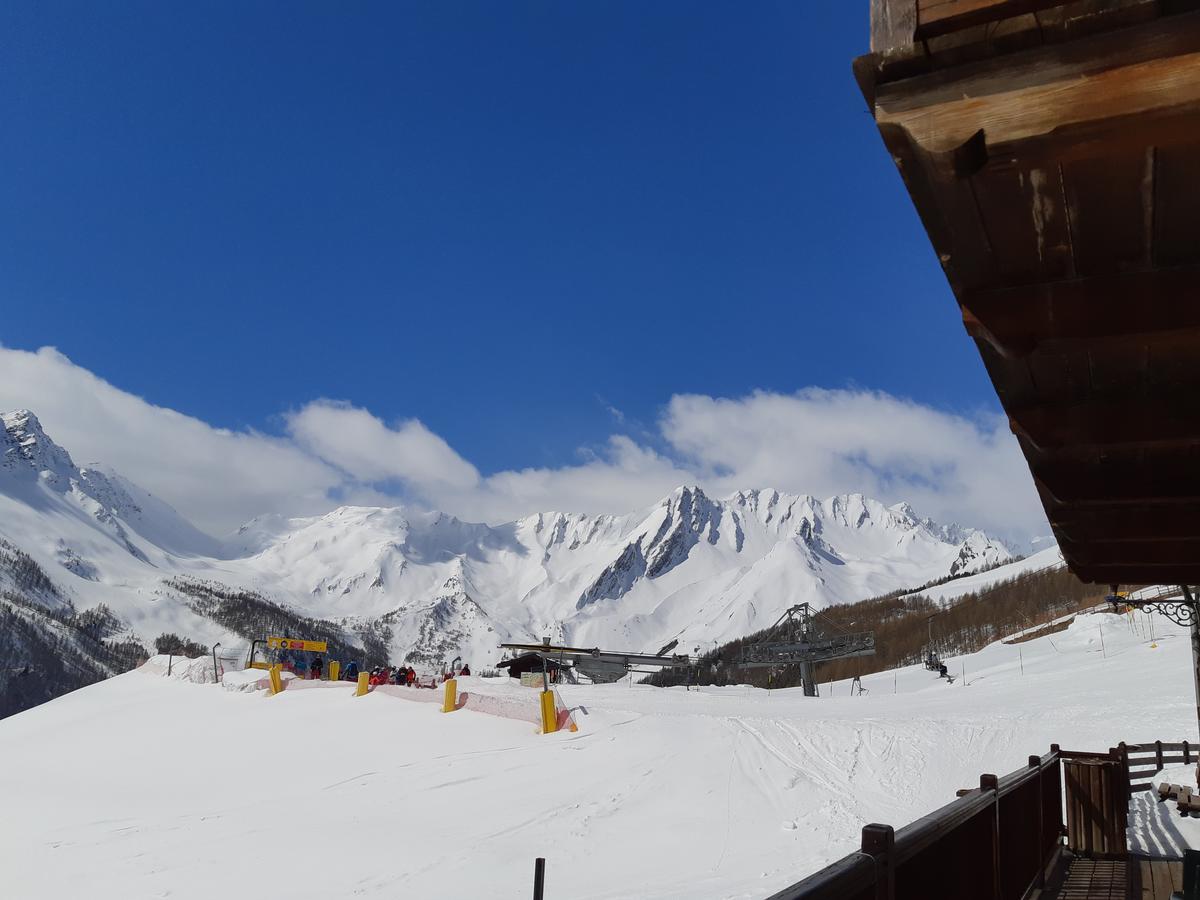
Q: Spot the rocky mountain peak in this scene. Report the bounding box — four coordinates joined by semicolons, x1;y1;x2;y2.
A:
1;409;76;480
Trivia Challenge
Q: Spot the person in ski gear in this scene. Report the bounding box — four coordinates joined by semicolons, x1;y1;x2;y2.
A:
344;661;359;681
311;656;323;680
460;663;470;676
406;668;416;686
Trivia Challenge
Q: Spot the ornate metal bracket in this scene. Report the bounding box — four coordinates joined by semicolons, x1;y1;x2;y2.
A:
1112;586;1200;628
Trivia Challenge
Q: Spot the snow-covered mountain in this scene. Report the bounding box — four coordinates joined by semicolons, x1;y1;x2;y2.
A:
0;409;1016;705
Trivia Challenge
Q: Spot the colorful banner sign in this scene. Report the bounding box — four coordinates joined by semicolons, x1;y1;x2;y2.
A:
267;636;327;653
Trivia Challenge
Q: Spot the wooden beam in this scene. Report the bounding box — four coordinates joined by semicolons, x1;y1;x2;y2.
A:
875;14;1200;155
961;267;1200;359
1059;539;1200;567
1010;397;1200;452
872;0;919;53
1051;508;1200;542
916;0;1071;40
1067;559;1200;584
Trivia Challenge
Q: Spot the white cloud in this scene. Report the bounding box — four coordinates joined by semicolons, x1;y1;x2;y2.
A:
0;346;1046;544
286;400;479;490
434;436;692;523
0;347;344;534
659;389;1043;543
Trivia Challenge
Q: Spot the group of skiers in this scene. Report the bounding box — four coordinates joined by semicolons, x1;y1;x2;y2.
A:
280;655;470;686
285;655;324;679
367;665;421;687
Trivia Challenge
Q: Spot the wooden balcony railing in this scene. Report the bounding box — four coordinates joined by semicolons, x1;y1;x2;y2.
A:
765;739;1194;899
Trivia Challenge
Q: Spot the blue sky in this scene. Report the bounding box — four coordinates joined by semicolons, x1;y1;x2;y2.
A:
0;4;1041;539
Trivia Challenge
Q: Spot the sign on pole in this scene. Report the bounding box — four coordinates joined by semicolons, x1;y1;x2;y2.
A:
267;636;327;653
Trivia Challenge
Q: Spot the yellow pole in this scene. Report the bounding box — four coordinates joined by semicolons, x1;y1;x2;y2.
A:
443;677;458;713
540;689;558;734
268;664;283;695
329;660;340;682
356;672;369;696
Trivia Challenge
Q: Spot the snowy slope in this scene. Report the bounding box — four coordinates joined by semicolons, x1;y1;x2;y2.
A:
0;604;1189;899
902;544;1066;606
0;409;1017;677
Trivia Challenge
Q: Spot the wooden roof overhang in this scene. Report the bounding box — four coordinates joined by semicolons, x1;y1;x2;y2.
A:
856;0;1200;585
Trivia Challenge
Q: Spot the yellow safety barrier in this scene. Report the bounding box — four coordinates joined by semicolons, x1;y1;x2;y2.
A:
356;672;369;697
328;660;340;682
540;690;558;734
268;664;283;695
443;678;458;713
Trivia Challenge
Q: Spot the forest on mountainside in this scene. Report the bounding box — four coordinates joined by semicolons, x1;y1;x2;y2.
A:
647;564;1117;690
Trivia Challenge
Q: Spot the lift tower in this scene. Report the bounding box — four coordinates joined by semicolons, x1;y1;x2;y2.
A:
737;603;875;697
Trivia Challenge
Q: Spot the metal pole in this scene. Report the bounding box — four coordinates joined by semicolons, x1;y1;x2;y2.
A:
533;857;546;900
1182;586;1200;759
212;643;221;684
167;652;173;676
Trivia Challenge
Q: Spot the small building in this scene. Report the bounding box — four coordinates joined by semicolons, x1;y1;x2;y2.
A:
496;652;571;681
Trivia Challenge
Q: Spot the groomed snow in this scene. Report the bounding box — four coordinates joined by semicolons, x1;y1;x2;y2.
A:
1;606;1193;899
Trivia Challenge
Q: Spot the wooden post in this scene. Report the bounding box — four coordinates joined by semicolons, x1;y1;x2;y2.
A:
981;774;1001;900
1119;743;1131;796
533;857;546;900
1181;586;1200;778
1185;740;1191;766
1156;739;1164;771
1030;755;1046;888
861;824;895;900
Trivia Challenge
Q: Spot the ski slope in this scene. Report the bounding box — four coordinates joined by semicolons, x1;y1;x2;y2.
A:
0;606;1192;899
901;544;1065;606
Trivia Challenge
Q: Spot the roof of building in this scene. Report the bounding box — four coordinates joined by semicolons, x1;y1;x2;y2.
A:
858;1;1200;584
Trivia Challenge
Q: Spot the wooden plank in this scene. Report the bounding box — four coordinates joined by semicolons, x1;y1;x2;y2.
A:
917;0;1070;38
872;0;919;53
876;123;998;294
968;165;1074;285
1138;859;1154;900
1154;142;1200;267
1011;395;1200;452
1048;504;1200;539
1030;450;1200;506
878;15;1200;115
876;22;1200;155
1060;152;1151;277
960;266;1200;360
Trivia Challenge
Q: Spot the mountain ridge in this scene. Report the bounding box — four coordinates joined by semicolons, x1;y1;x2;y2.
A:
1;409;1022;713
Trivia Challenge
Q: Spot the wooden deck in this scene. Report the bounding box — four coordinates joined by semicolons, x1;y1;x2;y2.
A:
1131;858;1185;900
1038;855;1183;900
1041;857;1127;900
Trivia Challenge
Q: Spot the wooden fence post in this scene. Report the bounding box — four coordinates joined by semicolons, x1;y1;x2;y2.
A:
861;824;895;900
1185;740;1192;766
1030;755;1046;888
1156;739;1164;771
981;773;1001;900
